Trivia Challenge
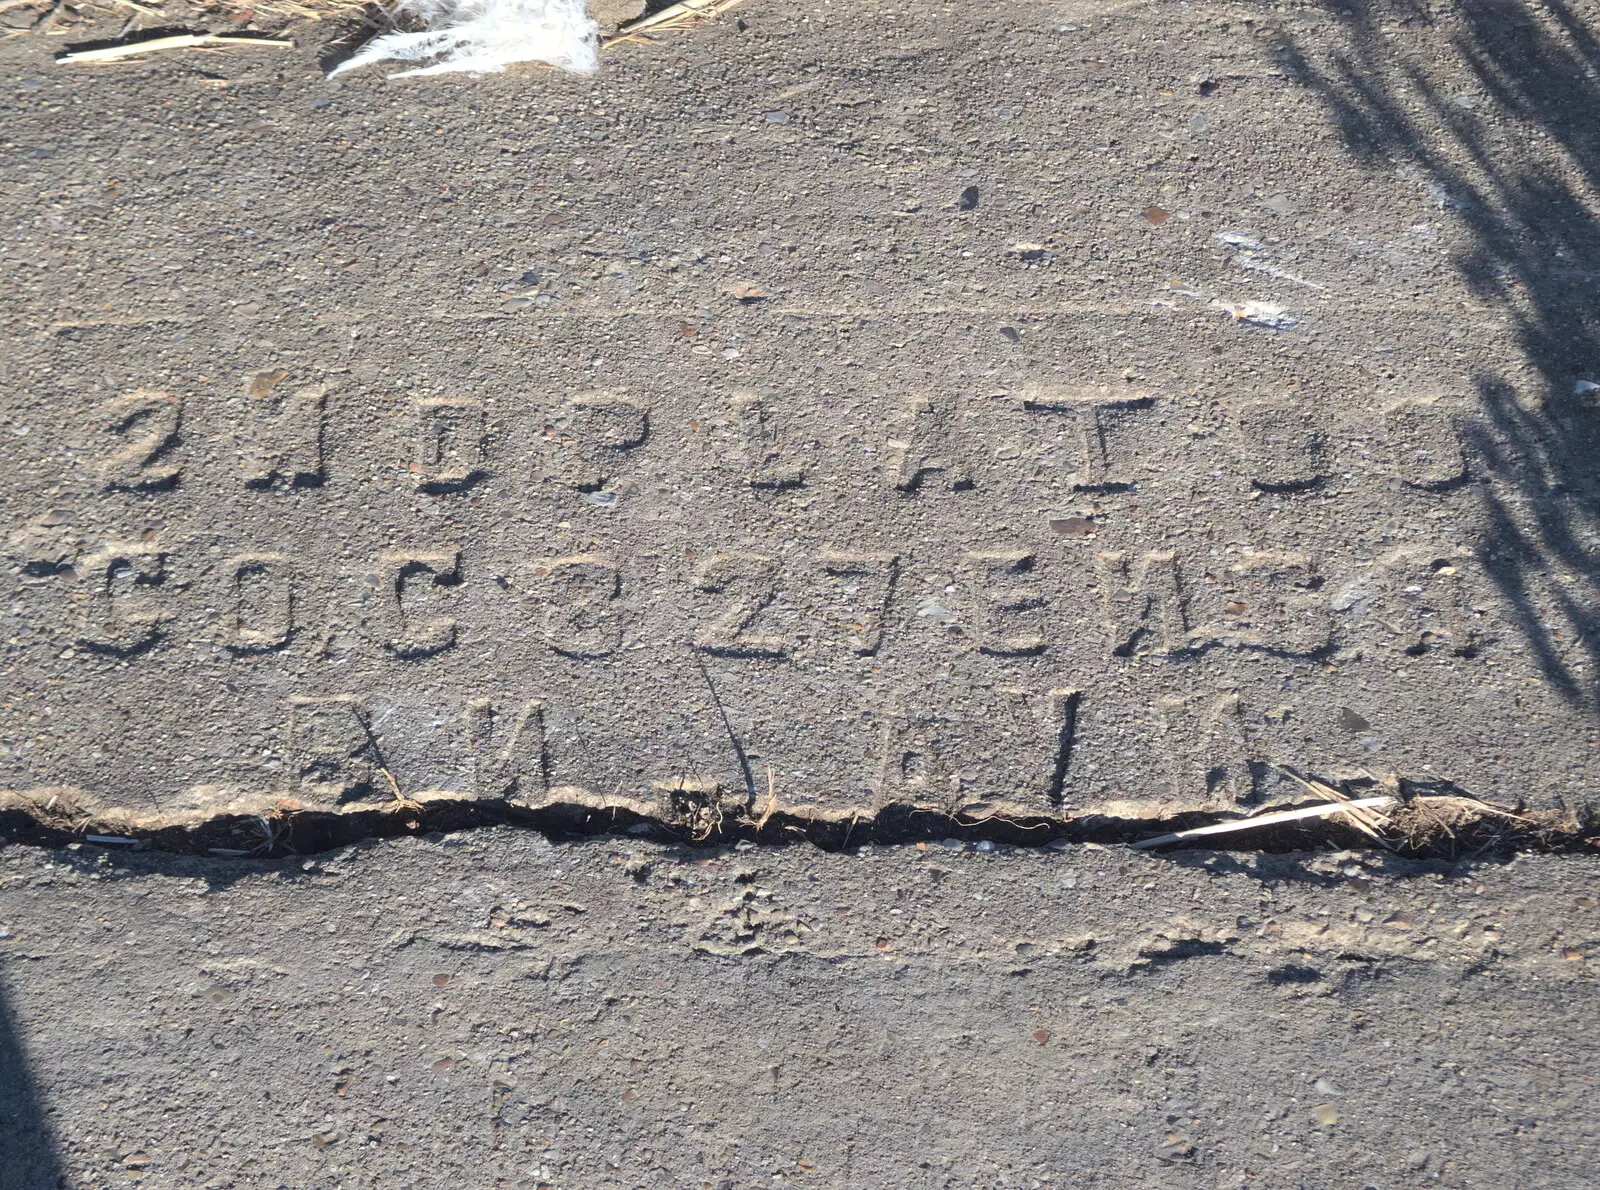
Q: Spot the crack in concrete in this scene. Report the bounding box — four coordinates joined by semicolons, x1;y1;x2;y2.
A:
1;790;1593;863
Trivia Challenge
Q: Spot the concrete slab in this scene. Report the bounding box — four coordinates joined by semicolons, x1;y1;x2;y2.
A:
3;832;1599;1187
2;1;1597;831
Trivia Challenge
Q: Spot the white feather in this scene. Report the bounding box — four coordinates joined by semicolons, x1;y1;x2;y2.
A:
331;0;599;79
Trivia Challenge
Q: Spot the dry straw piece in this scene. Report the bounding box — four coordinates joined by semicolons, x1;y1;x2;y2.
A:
1130;796;1399;851
606;0;741;39
1133;769;1576;855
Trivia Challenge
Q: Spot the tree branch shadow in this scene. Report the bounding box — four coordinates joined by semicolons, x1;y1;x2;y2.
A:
1276;0;1600;709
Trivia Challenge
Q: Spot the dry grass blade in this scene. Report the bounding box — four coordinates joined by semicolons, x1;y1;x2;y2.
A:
1436;796;1530;822
755;764;779;830
378;764;424;814
611;0;743;37
1131;796;1399;850
1281;769;1396;849
248;0;366;18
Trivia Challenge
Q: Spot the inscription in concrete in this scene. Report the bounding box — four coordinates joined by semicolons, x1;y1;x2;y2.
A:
1;332;1590;828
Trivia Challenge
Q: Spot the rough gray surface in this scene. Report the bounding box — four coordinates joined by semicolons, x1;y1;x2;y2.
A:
4;3;1600;1185
4;0;1599;828
2;833;1599;1188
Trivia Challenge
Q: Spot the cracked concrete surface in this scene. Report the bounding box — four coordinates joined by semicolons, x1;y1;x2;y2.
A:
5;0;1600;1184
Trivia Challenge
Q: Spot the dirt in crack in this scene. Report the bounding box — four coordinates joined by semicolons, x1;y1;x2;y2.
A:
1;784;1593;864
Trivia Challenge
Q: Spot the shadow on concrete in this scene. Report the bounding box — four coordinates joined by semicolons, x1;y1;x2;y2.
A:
0;976;60;1190
1276;0;1600;710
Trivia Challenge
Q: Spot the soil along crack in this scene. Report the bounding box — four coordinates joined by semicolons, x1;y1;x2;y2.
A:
1;777;1592;861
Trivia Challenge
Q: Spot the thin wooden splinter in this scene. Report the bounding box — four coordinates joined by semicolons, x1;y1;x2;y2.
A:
57;33;294;63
